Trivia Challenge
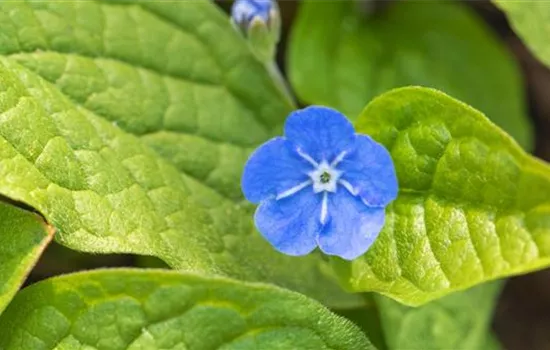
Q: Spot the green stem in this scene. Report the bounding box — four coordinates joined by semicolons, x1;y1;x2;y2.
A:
267;60;296;108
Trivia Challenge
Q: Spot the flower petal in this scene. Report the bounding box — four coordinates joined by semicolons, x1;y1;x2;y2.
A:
284;106;355;164
242;137;312;203
317;189;385;260
339;135;398;207
255;188;322;256
232;0;273;23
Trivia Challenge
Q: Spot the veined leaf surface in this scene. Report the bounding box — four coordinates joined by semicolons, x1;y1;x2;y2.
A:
0;269;375;350
0;0;359;307
334;87;550;305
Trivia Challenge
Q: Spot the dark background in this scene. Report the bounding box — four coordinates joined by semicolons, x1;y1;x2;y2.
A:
29;1;550;349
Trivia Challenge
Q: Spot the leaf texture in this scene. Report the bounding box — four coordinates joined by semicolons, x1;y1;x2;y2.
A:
334;87;550;305
0;269;375;350
0;0;359;307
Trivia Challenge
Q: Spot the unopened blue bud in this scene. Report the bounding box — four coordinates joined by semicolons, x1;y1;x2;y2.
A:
232;0;273;24
231;0;280;63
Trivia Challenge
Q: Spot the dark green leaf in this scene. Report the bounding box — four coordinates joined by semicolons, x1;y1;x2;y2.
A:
376;282;502;349
288;0;532;149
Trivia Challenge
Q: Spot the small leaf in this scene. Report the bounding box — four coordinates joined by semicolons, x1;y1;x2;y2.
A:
0;0;359;307
333;87;550;305
495;1;550;68
376;282;502;349
0;269;375;350
288;0;532;149
0;202;53;314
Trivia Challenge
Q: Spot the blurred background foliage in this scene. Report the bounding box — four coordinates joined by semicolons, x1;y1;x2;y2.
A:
29;1;550;349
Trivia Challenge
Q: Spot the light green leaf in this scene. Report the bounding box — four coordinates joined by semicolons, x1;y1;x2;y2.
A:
0;0;359;307
495;1;550;68
376;282;502;349
288;0;532;149
0;202;53;314
333;87;550;305
0;269;375;350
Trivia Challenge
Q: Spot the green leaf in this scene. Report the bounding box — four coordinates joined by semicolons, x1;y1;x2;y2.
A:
0;269;375;350
333;87;550;305
0;201;53;314
0;0;359;307
288;0;532;149
483;332;503;350
334;295;388;350
376;282;502;349
495;1;550;68
334;284;503;350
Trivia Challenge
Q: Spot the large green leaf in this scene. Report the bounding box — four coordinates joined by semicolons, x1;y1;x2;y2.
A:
376;282;502;349
0;269;375;350
495;1;550;68
288;0;532;149
0;202;53;314
0;0;359;307
333;87;550;305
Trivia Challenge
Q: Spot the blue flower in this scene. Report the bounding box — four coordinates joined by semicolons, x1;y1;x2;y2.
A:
241;106;398;260
232;0;275;25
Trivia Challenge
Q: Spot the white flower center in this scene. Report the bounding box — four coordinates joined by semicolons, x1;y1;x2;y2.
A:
274;150;356;225
309;161;341;193
275;150;353;203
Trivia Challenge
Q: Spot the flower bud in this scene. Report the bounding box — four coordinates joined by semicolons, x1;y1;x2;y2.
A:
231;0;281;63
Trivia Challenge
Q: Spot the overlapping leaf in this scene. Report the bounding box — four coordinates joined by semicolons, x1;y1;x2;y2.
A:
0;269;375;349
0;0;360;307
376;282;502;349
0;202;53;314
288;0;532;149
333;87;550;305
495;1;550;68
